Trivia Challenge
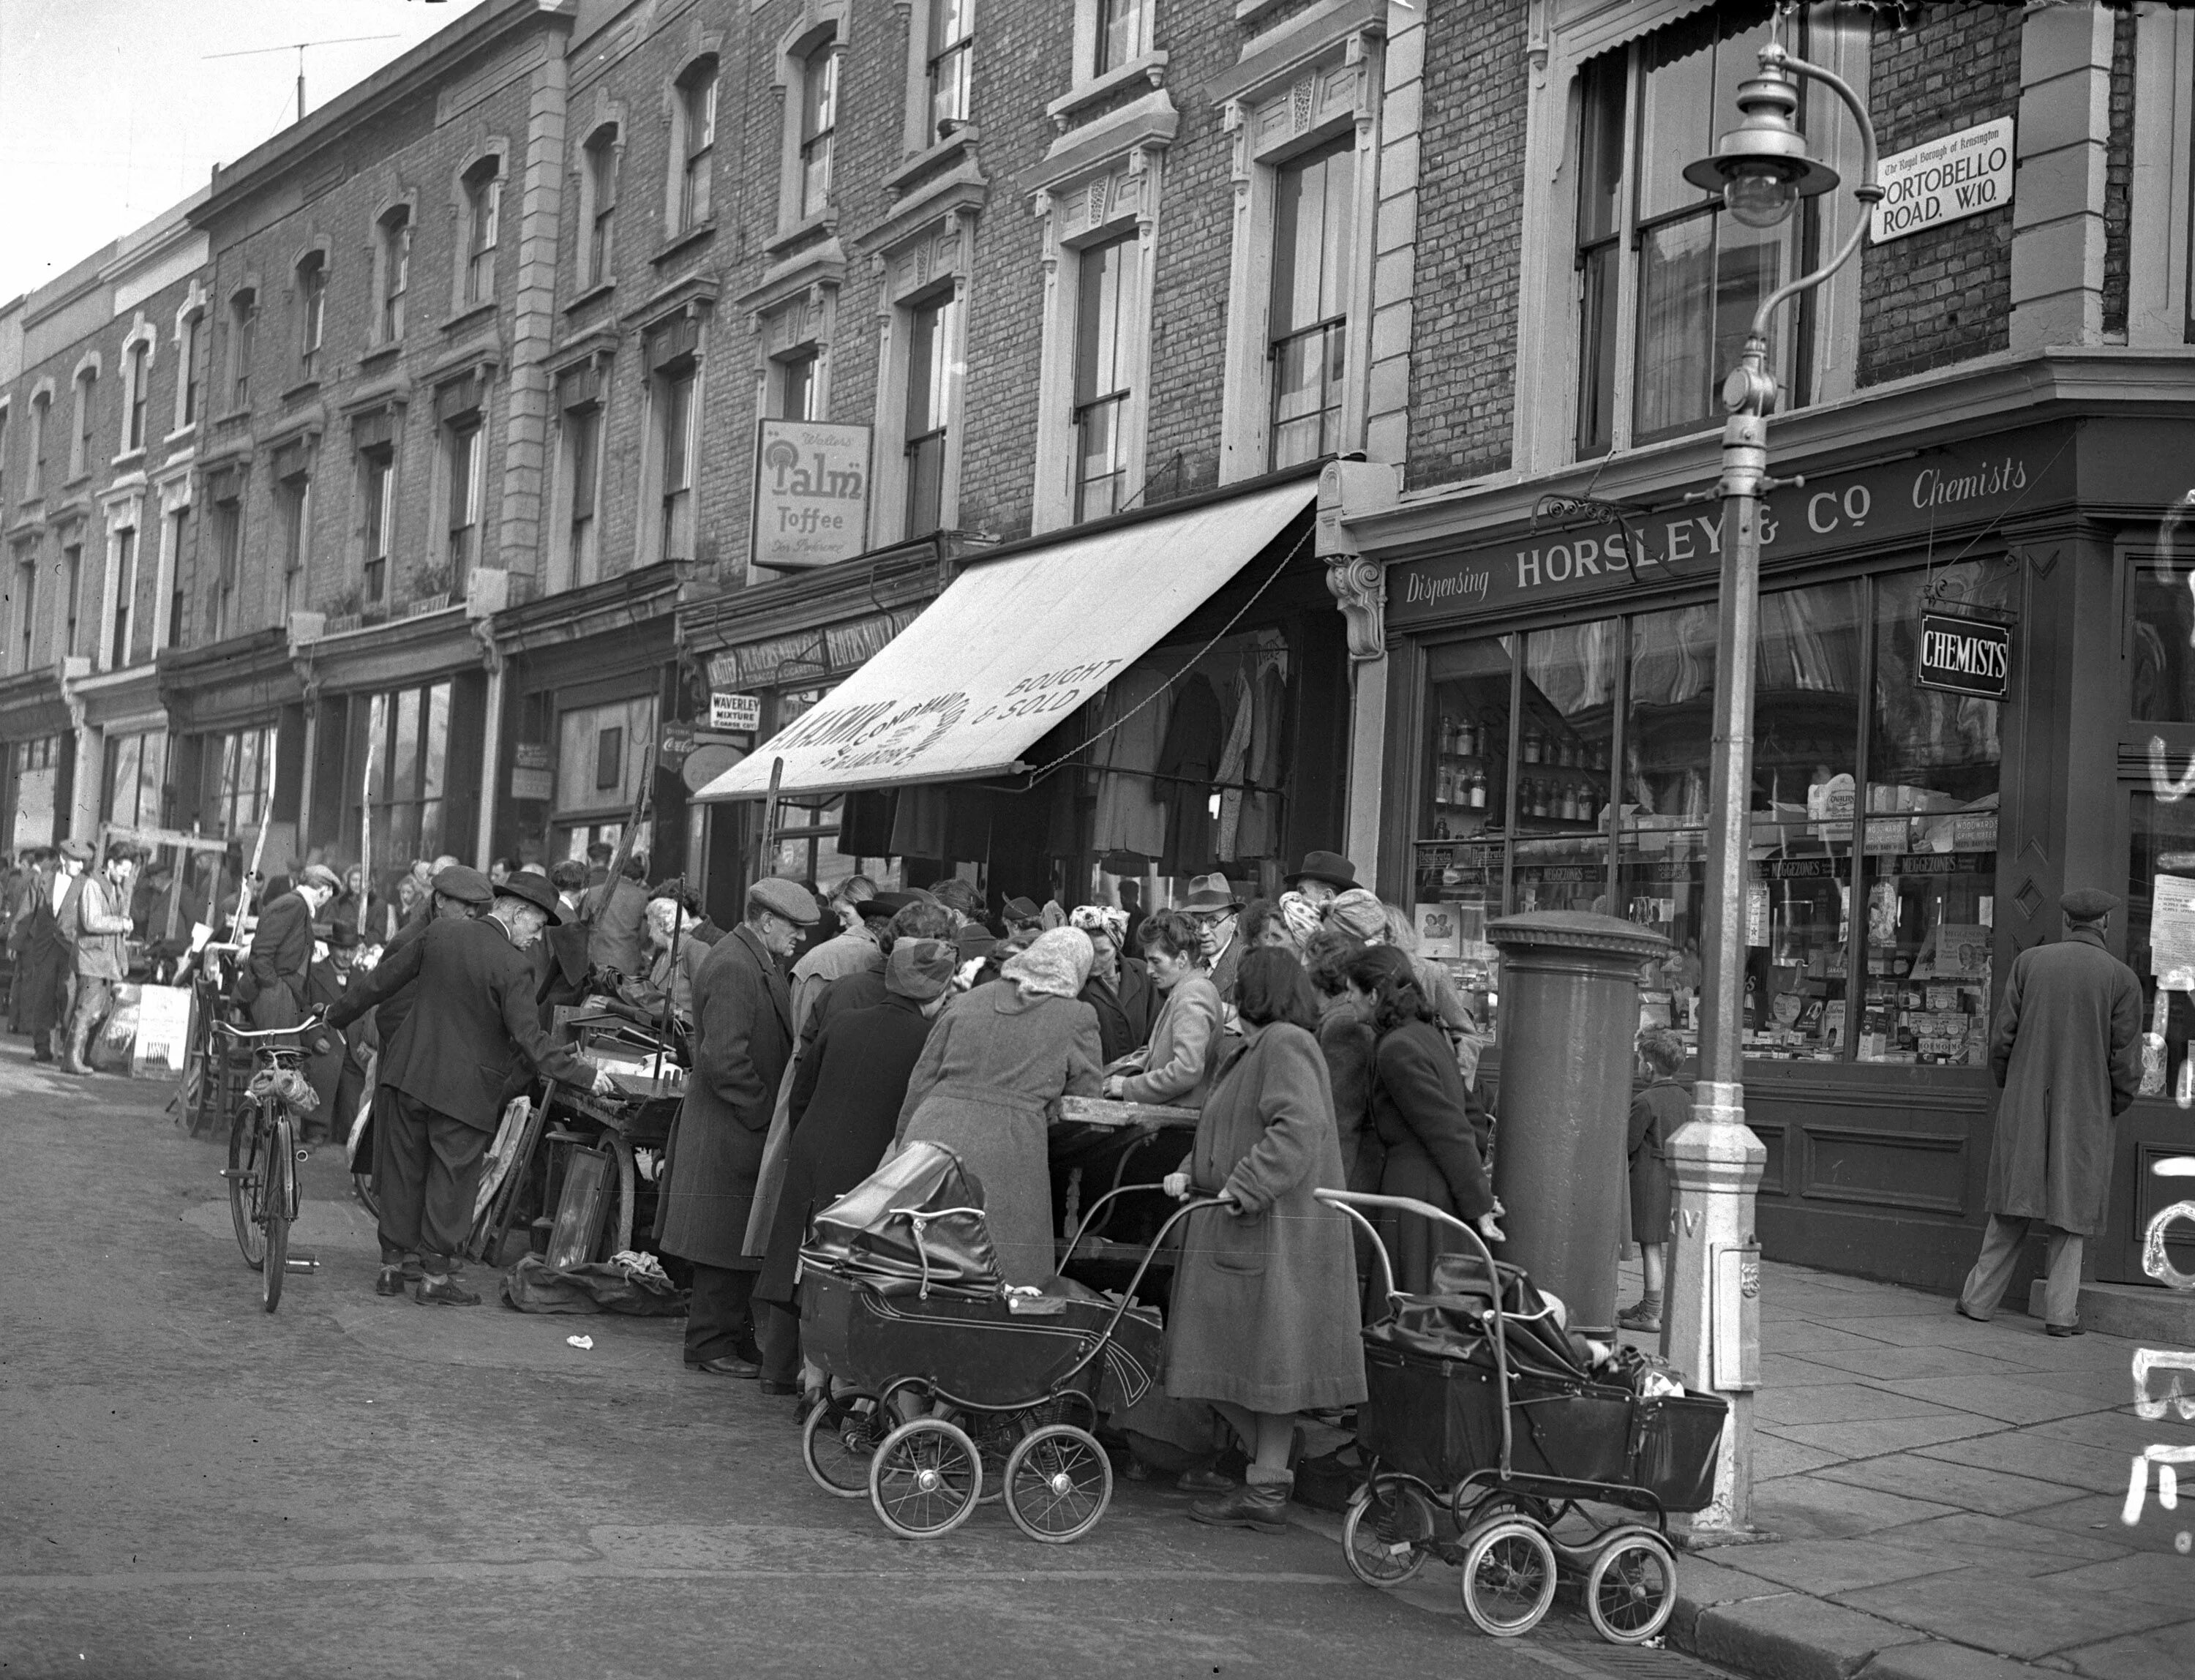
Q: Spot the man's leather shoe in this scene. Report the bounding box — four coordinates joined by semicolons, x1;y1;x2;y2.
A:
692;1356;760;1377
414;1276;481;1306
2046;1322;2085;1338
375;1266;405;1297
1954;1302;1989;1323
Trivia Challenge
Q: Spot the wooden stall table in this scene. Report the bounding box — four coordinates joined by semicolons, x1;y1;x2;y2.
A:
1051;1095;1200;1278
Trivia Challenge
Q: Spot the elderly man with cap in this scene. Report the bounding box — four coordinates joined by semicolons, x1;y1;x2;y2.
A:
59;843;142;1076
240;863;341;1038
1284;850;1359;912
656;876;820;1376
755;937;960;1400
1956;888;2143;1336
328;870;613;1303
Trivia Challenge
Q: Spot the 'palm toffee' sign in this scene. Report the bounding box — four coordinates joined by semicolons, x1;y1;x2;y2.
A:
1916;610;2013;701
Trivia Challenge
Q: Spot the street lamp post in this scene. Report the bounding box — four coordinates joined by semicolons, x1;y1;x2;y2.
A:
1663;40;1880;1539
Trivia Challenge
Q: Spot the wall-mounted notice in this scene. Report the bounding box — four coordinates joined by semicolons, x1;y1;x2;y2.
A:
1873;117;2014;244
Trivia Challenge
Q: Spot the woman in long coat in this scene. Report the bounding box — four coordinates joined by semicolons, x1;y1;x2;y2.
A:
1348;945;1504;1296
893;927;1103;1286
1103;909;1220;1108
1162;947;1365;1531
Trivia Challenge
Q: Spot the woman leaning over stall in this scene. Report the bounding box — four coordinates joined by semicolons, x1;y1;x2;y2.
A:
1103;909;1221;1109
1072;904;1155;1061
1162;947;1365;1531
1349;944;1504;1294
892;926;1104;1286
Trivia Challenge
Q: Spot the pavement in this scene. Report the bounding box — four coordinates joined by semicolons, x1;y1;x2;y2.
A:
7;1036;2190;1680
1613;1253;2195;1680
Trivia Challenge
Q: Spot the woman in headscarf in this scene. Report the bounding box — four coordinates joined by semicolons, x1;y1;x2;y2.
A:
1328;888;1479;1062
1103;909;1222;1110
1071;904;1154;1061
893;926;1105;1286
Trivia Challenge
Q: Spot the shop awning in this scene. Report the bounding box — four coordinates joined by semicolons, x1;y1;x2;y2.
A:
693;479;1316;800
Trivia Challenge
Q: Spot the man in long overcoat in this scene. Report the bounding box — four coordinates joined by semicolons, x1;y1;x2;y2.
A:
1957;888;2142;1335
656;876;819;1375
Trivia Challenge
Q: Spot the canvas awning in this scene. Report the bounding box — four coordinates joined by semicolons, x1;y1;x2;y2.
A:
693;479;1316;800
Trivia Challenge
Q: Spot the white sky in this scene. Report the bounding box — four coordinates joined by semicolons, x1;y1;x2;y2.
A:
0;0;470;304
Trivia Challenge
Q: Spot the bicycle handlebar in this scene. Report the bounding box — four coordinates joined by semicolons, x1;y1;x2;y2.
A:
214;1013;328;1042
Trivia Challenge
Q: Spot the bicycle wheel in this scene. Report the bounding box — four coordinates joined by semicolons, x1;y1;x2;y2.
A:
228;1106;266;1270
352;1170;380;1220
868;1419;982;1540
1458;1518;1559;1638
1343;1479;1437;1588
802;1390;889;1499
1002;1424;1112;1545
1586;1530;1678;1645
260;1114;293;1313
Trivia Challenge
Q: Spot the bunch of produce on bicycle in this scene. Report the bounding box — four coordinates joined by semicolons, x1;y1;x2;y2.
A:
5;841;1715;1605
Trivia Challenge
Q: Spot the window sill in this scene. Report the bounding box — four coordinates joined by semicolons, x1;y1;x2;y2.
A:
110;449;146;472
442;300;499;337
763;210;837;263
885;127;980;198
651;221;716;269
563;280;617;315
281;378;322;405
359;340;402;369
162;424;198;448
1047;52;1168;132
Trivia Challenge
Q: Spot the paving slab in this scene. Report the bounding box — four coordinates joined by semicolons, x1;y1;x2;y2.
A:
1816;1455;2098;1518
1858;1511;2134;1573
1710;1538;1969;1596
1761;1414;2005;1458
1856;1641;2056;1680
1751;1477;1962;1540
1670;1553;1790;1643
2016;1493;2195;1557
2051;1619;2195;1680
2016;1368;2157;1404
1692;1593;1929;1680
1780;1345;2048;1384
1858;1376;2115;1427
1836;1567;2190;1660
1759;1384;1977;1428
1915;1432;2138;1495
1771;1321;1924;1358
2025;1552;2195;1598
1766;1352;1874;1387
1757;1433;1861;1481
2022;1408;2195;1457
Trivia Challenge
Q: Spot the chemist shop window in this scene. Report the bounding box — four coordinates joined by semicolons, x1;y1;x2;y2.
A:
2124;547;2195;1100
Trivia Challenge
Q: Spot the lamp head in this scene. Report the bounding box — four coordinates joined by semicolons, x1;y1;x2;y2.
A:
1681;53;1841;229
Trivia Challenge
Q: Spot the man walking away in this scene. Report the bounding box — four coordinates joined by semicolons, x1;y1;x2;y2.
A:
327;872;613;1304
656;877;819;1376
59;844;140;1076
244;865;341;1035
1957;888;2142;1337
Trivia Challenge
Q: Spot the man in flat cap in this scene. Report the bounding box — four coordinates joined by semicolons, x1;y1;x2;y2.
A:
329;870;612;1303
656;876;819;1376
1957;888;2142;1335
59;843;141;1075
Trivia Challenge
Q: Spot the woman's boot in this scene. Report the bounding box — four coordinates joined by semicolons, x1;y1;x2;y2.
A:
1188;1465;1292;1533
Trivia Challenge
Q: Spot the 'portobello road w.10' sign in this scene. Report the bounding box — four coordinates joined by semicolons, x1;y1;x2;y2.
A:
1916;610;2014;701
1387;423;2075;629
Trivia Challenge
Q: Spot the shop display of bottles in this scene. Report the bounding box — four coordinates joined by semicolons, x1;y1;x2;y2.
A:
1433;713;1607;828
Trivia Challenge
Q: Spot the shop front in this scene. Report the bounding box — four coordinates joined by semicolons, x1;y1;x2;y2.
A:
157;628;306;911
0;670;75;853
1347;387;2195;1295
691;469;1352;929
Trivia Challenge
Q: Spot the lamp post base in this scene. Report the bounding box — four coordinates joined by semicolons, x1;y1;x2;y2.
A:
1663;1079;1767;1537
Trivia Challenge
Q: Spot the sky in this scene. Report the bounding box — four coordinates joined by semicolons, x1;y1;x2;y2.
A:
0;0;472;305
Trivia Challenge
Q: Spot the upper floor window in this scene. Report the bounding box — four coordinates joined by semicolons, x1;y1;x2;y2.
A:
584;127;620;285
62;542;83;657
464;157;503;306
14;553;34;670
1573;7;1813;458
446;418;484;585
1095;0;1146;76
210;490;242;640
380;208;413;340
70;370;97;480
928;0;974;139
904;290;960;536
163;505;189;652
1269;140;1354;469
297;252;328;381
177;310;203;430
124;340;150;454
361;445;394;607
566;404;602;583
229;290;257;410
678;62;718;230
108;526;137;669
800;42;841;218
658;363;697;561
0;407;7;506
1073;234;1133;522
777;349;819;421
27;393;49;498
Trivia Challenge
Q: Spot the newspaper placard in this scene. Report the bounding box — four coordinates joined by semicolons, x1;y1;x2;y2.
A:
131;984;192;1076
2149;874;2195;979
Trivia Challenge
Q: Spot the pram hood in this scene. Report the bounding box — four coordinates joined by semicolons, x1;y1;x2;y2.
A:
800;1141;1005;1298
1364;1250;1594;1381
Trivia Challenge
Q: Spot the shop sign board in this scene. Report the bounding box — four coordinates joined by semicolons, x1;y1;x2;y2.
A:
1387;423;2076;630
751;419;871;571
1916;610;2014;701
511;767;555;801
514;743;554;771
1872;118;2014;245
709;691;762;732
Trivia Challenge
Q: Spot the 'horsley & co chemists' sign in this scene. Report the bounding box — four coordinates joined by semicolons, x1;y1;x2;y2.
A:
1916;610;2014;702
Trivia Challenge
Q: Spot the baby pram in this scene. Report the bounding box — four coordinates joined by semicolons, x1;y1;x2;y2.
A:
797;1142;1220;1544
1317;1189;1727;1643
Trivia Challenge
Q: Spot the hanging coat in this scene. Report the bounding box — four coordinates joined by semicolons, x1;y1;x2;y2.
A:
1163;1026;1367;1413
1985;926;2142;1236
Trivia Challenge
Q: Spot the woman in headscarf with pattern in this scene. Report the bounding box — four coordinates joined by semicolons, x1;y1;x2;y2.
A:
1071;904;1155;1060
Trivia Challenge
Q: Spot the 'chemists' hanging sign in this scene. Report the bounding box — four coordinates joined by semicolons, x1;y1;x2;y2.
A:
1916;610;2014;702
1872;118;2014;244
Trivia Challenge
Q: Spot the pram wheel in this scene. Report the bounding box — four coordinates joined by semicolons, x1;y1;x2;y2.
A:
1585;1530;1678;1644
1457;1517;1558;1638
1002;1423;1113;1544
869;1417;983;1539
803;1390;890;1499
1342;1480;1436;1588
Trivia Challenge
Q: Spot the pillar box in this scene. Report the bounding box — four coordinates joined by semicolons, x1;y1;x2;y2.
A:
1485;910;1669;1336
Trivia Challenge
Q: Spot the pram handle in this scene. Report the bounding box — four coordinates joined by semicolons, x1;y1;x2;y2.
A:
1313;1188;1516;1480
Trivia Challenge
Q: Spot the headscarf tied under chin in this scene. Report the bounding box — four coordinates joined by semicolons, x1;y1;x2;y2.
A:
1068;904;1128;945
1277;890;1324;945
1002;926;1095;1000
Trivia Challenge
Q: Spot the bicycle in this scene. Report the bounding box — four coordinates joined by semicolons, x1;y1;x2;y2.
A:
216;1016;323;1313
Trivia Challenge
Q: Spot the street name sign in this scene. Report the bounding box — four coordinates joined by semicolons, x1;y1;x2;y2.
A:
1872;118;2013;244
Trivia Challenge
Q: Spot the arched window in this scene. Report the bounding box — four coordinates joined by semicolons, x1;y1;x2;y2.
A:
296;251;328;380
463;157;503;305
229;289;258;410
124;339;151;454
584;127;620;285
380;206;413;340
